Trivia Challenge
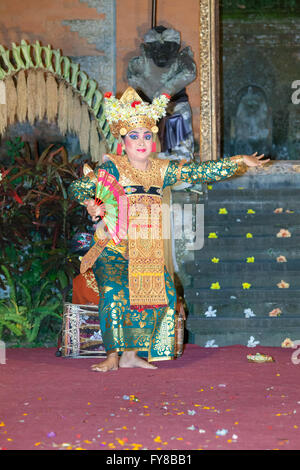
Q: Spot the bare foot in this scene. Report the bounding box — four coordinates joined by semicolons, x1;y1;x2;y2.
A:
91;352;119;372
119;351;157;369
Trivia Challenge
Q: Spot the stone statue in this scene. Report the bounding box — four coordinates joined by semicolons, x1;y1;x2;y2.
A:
127;26;196;161
233;86;272;156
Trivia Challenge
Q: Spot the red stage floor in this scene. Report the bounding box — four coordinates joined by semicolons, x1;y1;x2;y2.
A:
0;344;300;451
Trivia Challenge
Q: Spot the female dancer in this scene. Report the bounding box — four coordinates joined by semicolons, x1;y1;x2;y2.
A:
69;87;269;372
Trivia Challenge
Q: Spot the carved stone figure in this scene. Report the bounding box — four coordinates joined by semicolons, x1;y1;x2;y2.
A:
127;26;196;161
233;86;272;156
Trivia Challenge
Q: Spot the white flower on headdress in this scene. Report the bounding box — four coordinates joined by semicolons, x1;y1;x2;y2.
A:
104;92;170;124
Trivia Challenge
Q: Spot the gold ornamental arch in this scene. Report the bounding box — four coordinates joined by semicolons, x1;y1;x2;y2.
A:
0;40;117;161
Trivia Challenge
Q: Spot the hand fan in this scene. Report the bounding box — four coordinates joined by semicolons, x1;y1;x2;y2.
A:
94;169;128;244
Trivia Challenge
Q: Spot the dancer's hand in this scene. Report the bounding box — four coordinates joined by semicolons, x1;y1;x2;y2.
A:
241;152;270;167
84;199;105;221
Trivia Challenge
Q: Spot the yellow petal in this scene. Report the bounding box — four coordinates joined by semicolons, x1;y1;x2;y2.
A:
210;282;221;290
219;208;228;214
242;283;251;289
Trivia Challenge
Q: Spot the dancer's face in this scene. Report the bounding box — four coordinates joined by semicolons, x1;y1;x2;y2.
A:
123;128;153;164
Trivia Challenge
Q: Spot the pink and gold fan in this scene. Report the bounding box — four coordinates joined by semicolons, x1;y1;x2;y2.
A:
94;169;128;244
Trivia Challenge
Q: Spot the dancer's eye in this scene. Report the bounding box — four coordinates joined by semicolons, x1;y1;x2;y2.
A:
144;134;152;140
128;133;138;140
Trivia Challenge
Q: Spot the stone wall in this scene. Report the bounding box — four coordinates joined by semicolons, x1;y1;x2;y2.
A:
0;0;200;149
221;16;300;159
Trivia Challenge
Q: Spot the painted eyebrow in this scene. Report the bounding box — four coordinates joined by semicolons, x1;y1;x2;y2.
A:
127;131;152;137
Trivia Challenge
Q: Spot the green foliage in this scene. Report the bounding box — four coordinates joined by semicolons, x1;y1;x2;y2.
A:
221;0;300;19
0;139;91;345
0;264;62;344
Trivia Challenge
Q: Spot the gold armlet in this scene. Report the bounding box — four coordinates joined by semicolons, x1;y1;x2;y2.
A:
230;155;247;175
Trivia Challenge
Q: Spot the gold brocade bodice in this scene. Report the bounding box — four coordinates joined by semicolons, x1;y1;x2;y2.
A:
107;154;169;192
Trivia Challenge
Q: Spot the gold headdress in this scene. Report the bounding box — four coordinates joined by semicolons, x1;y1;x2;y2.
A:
103;87;170;138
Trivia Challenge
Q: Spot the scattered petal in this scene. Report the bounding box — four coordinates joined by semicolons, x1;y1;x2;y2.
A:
246;257;255;263
276;229;291;238
244;308;255;318
274;208;283;213
247;336;260;347
216;429;228;436
208;232;218;239
281;338;295;348
210;282;220;290
269;308;282;317
204;306;217;317
277;255;287;263
219;208;228;214
247;209;256;214
187;425;196;431
246;233;253;238
205;340;219;348
211;257;220;263
242;282;252;289
277;280;290;289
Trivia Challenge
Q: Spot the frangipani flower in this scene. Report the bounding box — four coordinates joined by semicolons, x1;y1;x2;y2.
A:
208;232;218;239
269;308;282;317
210;282;220;290
246;233;253;238
246;257;255;263
274;208;283;213
277;255;287;263
244;308;255;318
286;209;294;214
219;208;228;214
205;340;218;348
281;338;294;348
204;306;217;317
247;209;256;214
276;229;291;238
207;185;213;190
277;280;290;289
242;282;252;289
211;257;220;263
247;336;260;347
